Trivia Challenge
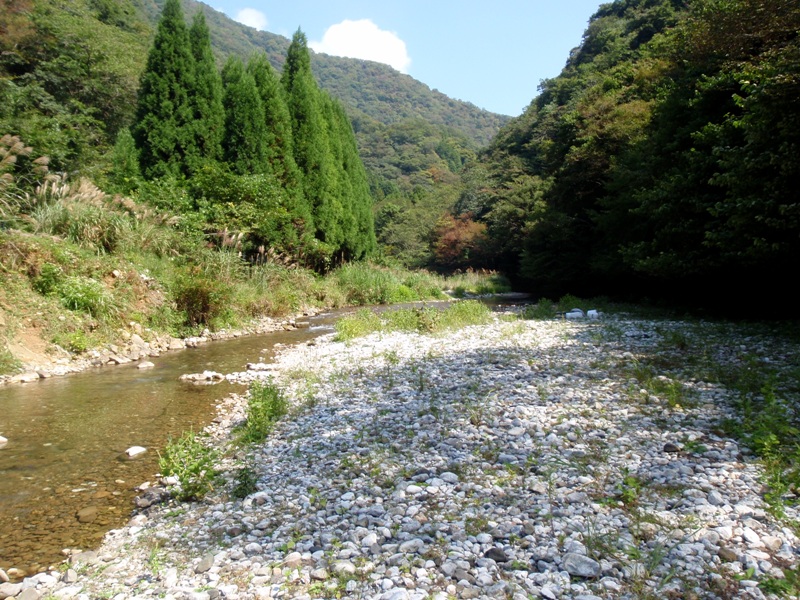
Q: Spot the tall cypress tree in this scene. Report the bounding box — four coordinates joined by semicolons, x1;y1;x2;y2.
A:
282;29;337;244
132;0;196;179
247;52;310;238
187;11;224;170
331;99;376;259
221;56;269;175
247;52;300;187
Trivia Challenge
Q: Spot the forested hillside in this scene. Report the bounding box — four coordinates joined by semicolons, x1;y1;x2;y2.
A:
455;0;799;312
0;0;508;269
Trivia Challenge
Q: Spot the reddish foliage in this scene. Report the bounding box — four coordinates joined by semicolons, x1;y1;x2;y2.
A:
431;213;488;270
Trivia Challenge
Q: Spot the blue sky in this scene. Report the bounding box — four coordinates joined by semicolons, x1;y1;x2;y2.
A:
207;1;606;116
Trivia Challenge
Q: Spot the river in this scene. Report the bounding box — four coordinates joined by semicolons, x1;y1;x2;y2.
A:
0;312;340;578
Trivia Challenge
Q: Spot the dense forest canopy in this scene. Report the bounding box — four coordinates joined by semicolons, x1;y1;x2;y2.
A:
455;0;799;312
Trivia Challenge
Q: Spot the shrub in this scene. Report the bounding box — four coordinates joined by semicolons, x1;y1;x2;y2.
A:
334;308;384;341
32;262;64;295
335;300;491;341
0;342;22;375
158;429;218;501
57;275;113;317
238;380;288;444
231;463;259;499
172;273;232;328
521;299;557;320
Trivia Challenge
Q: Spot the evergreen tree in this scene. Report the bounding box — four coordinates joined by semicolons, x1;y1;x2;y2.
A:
132;0;196;179
247;52;301;189
282;29;337;247
247;52;311;242
332;99;376;258
187;11;224;170
221;56;269;175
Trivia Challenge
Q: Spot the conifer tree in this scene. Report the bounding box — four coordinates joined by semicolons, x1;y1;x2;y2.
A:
247;52;300;188
132;0;196;179
221;56;268;175
247;52;311;240
282;29;337;245
331;99;376;258
187;11;224;169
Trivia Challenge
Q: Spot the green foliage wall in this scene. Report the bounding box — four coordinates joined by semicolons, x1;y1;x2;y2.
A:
470;0;800;311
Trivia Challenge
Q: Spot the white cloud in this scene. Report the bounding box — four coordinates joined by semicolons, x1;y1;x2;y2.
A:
310;19;411;73
235;8;268;31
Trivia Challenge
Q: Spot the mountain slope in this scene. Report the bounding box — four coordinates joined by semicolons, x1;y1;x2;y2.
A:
178;0;510;146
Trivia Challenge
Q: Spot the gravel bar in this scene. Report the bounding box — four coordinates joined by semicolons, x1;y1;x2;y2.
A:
6;311;800;600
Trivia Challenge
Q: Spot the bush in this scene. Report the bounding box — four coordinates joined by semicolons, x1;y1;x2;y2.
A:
238;380;288;444
172;273;232;328
334;308;384;341
57;275;113;317
335;300;492;341
521;299;557;320
158;430;218;501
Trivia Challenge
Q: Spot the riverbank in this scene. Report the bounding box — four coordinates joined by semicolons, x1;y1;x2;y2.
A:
0;309;318;386
3;310;799;599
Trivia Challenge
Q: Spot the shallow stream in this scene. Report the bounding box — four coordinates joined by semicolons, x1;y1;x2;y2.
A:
0;312;340;577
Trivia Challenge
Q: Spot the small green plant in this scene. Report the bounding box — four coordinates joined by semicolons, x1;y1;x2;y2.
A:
0;342;22;375
158;429;218;501
465;515;489;536
32;262;64;295
231;462;259;499
618;469;644;507
521;299;557;320
760;567;800;596
237;380;288;444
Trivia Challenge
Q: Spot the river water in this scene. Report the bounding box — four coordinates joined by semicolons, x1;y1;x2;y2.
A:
0;312;340;578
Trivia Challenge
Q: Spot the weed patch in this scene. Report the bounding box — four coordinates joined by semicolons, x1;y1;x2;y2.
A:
158;430;218;501
237;380;288;444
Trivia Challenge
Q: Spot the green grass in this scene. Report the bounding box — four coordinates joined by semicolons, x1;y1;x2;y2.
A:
237;380;289;444
444;269;512;297
334;300;492;341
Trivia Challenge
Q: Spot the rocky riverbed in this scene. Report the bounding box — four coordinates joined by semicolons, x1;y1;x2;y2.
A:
3;310;799;599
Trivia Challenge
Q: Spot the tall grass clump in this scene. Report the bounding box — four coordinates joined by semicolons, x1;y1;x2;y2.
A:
238;380;288;444
444;269;512;297
334;308;384;341
332;262;445;305
335;300;492;341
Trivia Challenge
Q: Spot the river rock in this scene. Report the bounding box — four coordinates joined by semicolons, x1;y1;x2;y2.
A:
562;553;601;578
125;446;147;458
10;372;40;384
194;553;215;574
69;551;98;566
76;506;98;523
484;548;509;562
137;361;155;369
0;436;7;449
0;583;22;599
18;588;42;600
60;570;78;584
